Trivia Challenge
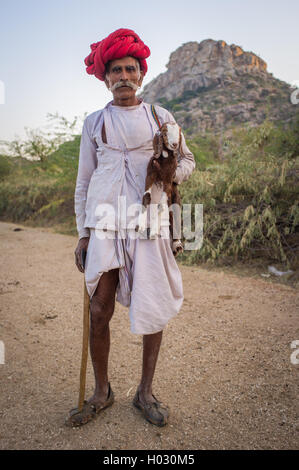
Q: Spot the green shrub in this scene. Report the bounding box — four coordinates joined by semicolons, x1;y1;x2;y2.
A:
0;155;13;180
178;120;299;268
1;115;298;266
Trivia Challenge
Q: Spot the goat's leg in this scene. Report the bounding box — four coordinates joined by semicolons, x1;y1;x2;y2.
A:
156;180;171;215
172;239;184;256
169;210;183;256
136;201;149;234
158;190;168;213
142;185;152;209
170;183;184;256
147;182;169;238
169;208;174;240
136;174;155;234
142;172;156;208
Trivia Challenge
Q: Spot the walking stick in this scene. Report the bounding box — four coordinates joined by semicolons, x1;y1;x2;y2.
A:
78;252;90;411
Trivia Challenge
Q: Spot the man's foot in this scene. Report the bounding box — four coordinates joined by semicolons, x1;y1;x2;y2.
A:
133;388;169;427
65;383;114;427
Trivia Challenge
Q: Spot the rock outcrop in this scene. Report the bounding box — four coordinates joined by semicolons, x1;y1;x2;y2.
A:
140;39;297;135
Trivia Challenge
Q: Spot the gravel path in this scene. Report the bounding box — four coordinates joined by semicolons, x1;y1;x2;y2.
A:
0;221;298;450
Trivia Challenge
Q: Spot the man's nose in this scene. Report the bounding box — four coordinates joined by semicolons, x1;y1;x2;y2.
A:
120;69;129;81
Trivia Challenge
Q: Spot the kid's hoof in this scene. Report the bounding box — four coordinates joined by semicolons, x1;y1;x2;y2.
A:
172;240;184;257
142;193;151;207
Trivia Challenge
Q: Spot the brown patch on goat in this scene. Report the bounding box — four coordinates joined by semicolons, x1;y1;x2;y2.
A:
142;122;184;256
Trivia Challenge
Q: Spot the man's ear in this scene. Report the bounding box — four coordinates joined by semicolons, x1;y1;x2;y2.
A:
138;70;144;88
153;132;163;157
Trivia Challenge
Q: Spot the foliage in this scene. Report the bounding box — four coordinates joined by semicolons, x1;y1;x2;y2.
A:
0;112;86;162
159;85;214;112
0;154;13;180
0;135;81;235
179;120;299;268
186;133;220;169
0;115;298;267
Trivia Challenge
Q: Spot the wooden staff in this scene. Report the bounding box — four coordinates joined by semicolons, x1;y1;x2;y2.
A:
78;253;90;411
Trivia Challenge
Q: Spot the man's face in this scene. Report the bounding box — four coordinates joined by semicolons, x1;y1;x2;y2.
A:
104;56;144;104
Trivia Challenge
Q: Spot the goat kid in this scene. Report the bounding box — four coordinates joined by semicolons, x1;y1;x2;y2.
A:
136;122;184;256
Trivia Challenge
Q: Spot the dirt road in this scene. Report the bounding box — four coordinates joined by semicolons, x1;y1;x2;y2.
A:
0;221;298;450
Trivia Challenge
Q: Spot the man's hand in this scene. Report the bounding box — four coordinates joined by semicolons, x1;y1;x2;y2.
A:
74;237;90;273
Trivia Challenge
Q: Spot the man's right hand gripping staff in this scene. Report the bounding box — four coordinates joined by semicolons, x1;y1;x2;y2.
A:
75;237;89;273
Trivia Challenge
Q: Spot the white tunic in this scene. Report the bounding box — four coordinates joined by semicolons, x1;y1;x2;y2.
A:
109;102;157;230
74;100;195;238
74;100;195;334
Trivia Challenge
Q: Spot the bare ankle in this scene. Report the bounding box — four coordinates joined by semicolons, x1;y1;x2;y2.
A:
138;384;152;396
95;382;109;397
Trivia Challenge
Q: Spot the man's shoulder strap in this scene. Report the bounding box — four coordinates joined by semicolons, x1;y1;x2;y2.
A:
150;105;161;130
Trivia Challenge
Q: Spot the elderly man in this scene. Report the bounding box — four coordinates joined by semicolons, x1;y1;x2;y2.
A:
66;28;195;428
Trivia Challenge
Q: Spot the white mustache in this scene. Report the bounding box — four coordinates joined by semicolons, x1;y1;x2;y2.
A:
110;81;139;92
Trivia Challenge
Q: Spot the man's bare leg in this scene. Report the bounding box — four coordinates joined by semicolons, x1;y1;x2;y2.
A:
137;330;163;405
87;268;119;407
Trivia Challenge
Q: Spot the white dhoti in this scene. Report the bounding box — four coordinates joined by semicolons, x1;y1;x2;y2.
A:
79;101;191;335
84;227;184;335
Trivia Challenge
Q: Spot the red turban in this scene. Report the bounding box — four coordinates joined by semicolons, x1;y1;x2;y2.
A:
84;28;151;81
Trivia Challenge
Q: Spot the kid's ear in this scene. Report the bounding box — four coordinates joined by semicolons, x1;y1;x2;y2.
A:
138;70;144;87
153;132;163;157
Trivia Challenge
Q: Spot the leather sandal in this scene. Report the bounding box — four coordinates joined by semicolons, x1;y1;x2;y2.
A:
65;382;114;427
133;389;169;427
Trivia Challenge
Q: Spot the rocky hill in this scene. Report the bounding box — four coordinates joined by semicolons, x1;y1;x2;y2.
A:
140;39;298;135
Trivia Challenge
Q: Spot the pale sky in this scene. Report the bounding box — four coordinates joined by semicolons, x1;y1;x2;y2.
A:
0;0;298;141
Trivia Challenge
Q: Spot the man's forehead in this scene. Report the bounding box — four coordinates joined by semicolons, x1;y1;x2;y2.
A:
109;57;139;68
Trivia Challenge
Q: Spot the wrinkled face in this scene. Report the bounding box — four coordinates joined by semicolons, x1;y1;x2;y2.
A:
104;56;144;102
162;123;181;151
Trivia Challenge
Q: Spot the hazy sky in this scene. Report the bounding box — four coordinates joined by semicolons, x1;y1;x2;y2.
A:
0;0;298;141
